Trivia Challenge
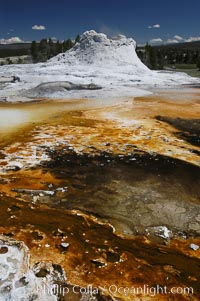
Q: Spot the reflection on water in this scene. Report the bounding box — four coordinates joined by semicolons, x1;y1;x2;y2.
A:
0;96;124;135
0;109;30;131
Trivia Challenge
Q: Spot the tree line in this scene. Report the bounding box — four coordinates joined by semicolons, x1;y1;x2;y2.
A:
0;48;29;59
1;35;200;70
31;35;80;63
136;44;200;70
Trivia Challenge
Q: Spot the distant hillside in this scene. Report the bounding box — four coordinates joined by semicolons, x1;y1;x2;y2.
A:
136;40;200;51
0;43;31;50
136;40;200;71
154;40;200;51
0;43;31;58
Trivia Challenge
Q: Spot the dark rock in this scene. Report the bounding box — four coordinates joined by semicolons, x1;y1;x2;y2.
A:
0;246;8;254
106;251;120;263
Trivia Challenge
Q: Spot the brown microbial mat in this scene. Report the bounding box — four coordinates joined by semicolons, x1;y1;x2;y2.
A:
0;89;200;300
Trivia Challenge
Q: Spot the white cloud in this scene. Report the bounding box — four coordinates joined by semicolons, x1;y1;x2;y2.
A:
153;24;160;28
185;36;200;42
165;39;179;44
148;24;160;29
0;37;24;44
149;38;163;44
174;35;183;41
148;34;200;46
32;25;46;30
50;37;57;42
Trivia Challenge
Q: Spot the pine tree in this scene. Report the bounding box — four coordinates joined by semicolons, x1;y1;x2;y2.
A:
38;39;49;61
55;40;62;55
48;38;56;58
31;41;38;62
75;34;80;44
63;39;73;52
197;57;200;71
144;44;158;70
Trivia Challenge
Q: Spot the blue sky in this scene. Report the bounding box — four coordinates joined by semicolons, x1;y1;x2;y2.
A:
0;0;200;45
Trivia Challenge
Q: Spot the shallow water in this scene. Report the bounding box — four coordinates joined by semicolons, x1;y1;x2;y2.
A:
0;97;127;136
40;151;200;236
